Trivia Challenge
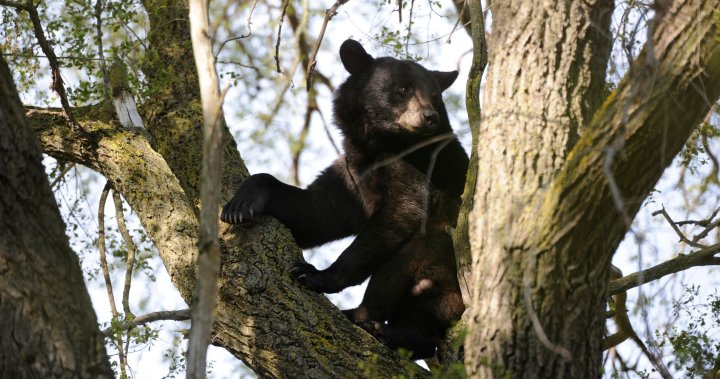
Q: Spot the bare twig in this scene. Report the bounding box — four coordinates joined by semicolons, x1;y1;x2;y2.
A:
316;108;341;155
420;137;454;234
215;0;259;58
305;0;350;88
651;207;706;248
357;132;457;181
49;162;75;189
674;207;720;227
404;0;415;59
112;191;136;317
274;0;290;73
693;217;720;243
98;182;127;376
102;309;191;336
94;0;110;99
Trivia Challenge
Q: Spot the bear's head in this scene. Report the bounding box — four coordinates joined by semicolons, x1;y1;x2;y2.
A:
333;39;458;151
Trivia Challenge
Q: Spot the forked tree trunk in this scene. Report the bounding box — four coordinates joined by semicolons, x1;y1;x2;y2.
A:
0;56;113;378
465;0;720;377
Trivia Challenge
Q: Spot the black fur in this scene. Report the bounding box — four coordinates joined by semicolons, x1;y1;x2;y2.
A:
221;39;468;359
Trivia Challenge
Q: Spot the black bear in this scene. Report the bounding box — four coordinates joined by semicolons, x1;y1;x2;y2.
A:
221;39;468;359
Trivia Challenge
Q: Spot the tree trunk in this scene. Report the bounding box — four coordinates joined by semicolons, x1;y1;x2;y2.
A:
465;0;720;377
0;57;113;378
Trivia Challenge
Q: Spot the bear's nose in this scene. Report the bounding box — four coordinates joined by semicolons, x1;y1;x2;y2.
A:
423;110;439;125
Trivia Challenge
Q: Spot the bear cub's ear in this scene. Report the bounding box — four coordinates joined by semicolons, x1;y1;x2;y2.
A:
340;39;374;75
431;70;459;92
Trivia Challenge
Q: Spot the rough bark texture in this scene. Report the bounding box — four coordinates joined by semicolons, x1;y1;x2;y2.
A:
466;0;720;377
0;57;113;378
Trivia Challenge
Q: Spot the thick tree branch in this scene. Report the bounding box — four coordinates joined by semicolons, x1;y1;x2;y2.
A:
26;106;200;299
538;0;720;269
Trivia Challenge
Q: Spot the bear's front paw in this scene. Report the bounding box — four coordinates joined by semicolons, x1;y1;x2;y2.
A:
220;174;275;224
289;262;343;293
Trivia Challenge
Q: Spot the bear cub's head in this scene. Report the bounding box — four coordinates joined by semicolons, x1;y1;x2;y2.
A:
333;39;459;150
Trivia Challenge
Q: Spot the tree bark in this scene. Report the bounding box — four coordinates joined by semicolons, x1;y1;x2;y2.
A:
0;56;113;378
466;0;720;377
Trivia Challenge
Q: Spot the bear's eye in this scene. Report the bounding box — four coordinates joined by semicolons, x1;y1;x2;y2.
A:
398;86;412;95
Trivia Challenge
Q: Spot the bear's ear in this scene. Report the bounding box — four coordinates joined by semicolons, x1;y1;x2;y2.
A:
431;70;459;92
340;39;374;75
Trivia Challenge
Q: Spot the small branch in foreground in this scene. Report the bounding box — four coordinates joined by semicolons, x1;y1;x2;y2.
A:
305;0;350;88
188;0;226;377
609;242;720;296
102;309;192;336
